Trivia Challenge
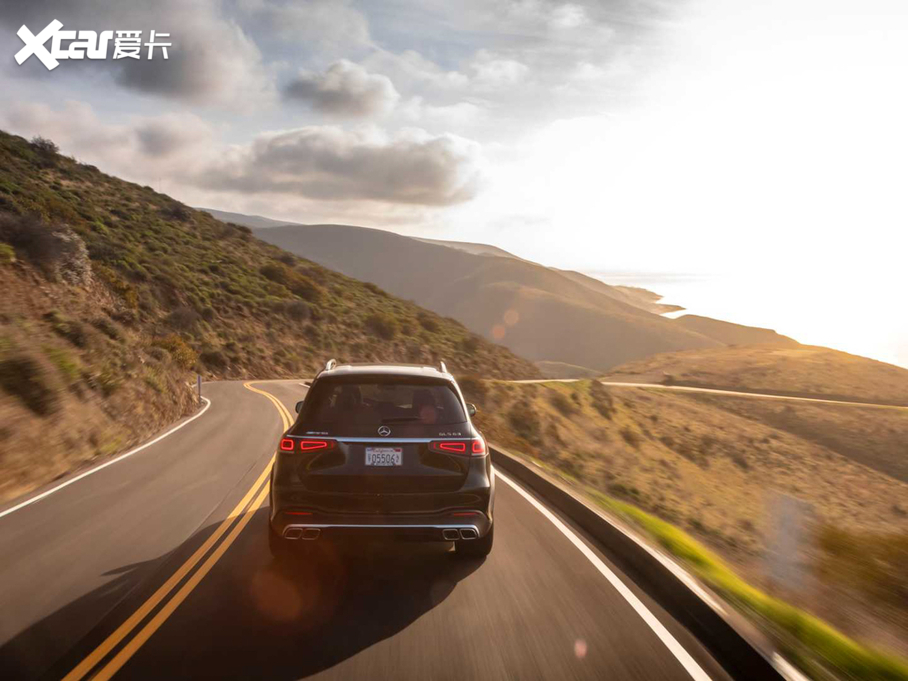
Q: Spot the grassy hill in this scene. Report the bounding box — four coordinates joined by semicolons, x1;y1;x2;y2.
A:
251;222;727;370
606;345;908;405
672;315;798;346
461;377;908;667
0;130;536;503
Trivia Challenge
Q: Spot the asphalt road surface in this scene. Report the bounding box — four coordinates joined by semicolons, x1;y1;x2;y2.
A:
0;380;735;681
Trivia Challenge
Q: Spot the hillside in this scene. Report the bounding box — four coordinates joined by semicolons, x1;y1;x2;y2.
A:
606;345;908;405
462;378;908;659
672;315;798;346
251;222;726;370
0;130;536;503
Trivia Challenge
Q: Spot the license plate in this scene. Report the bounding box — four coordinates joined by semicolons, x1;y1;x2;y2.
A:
365;447;402;466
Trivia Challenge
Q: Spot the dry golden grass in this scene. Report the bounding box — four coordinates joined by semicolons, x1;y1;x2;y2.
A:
606;345;908;405
465;378;908;658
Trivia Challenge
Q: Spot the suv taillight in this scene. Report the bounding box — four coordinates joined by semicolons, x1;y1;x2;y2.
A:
429;438;486;457
279;438;337;452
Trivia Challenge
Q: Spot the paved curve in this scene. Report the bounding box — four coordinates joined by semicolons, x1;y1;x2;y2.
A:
513;378;908;411
0;380;734;681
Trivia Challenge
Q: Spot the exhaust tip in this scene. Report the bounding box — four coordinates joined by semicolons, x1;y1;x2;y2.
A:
284;528;303;540
301;528;321;540
460;528;478;540
442;528;460;541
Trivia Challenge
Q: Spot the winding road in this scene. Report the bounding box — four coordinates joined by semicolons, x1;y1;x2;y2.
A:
0;380;738;680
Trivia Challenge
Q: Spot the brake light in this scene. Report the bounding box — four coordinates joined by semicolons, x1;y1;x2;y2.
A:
279;438;336;452
298;439;336;452
429;439;486;457
437;441;467;454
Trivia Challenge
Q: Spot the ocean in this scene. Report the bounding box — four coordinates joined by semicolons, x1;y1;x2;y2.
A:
589;271;908;370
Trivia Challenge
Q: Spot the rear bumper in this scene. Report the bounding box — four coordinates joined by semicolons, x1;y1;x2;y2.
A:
274;511;492;541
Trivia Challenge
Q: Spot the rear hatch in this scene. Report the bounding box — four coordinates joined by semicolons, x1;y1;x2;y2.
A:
287;374;473;497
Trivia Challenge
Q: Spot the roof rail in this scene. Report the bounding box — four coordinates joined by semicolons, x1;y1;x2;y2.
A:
324;359;337;372
438;360;448;374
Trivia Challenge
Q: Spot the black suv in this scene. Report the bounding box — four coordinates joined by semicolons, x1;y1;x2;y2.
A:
269;361;494;558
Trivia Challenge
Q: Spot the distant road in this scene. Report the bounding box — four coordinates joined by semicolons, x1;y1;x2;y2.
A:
0;380;733;681
512;379;908;410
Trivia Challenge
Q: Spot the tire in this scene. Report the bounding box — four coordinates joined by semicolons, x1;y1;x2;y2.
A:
455;526;494;558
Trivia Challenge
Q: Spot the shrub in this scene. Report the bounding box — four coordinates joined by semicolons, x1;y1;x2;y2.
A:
143;368;166;393
161;202;191;222
30;136;59;167
457;375;488;404
151;334;197;370
43;346;80;384
588;380;614;419
417;313;439;333
549;391;576;416
30;135;59;156
507;402;540;443
0;213;81;277
260;262;322;302
620;426;642;449
0;243;15;264
284;300;310;321
364;312;398;340
166;306;201;331
95;265;139;309
90;316;122;340
200;349;228;370
0;354;58;415
44;311;89;347
363;281;388;297
460;336;480;354
94;364;122;396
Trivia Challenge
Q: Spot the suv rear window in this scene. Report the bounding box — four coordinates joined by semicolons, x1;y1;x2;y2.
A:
296;376;466;427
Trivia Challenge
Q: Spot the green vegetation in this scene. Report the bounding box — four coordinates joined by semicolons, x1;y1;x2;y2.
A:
0;353;58;415
0;243;14;264
593;493;908;681
43;345;80;384
151;335;198;370
364;312;399;340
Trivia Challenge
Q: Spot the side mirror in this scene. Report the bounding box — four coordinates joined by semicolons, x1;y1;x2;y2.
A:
295;400;305;414
467;403;477;417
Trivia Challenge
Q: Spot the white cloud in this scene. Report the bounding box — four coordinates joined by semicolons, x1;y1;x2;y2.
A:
551;4;588;29
284;60;399;118
0;0;274;108
236;0;371;52
398;97;484;129
200;126;485;206
470;50;530;88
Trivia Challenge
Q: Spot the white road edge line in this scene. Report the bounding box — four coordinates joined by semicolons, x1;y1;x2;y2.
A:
496;470;712;681
0;397;213;520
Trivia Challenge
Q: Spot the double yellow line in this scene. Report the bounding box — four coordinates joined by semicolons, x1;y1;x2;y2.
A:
64;383;294;680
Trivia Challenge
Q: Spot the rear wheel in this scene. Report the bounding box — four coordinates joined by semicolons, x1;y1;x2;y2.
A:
455;526;493;557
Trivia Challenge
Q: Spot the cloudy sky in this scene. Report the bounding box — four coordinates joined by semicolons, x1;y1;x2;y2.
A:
2;0;907;284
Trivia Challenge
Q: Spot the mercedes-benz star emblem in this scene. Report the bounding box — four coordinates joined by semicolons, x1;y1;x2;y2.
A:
378;426;391;437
